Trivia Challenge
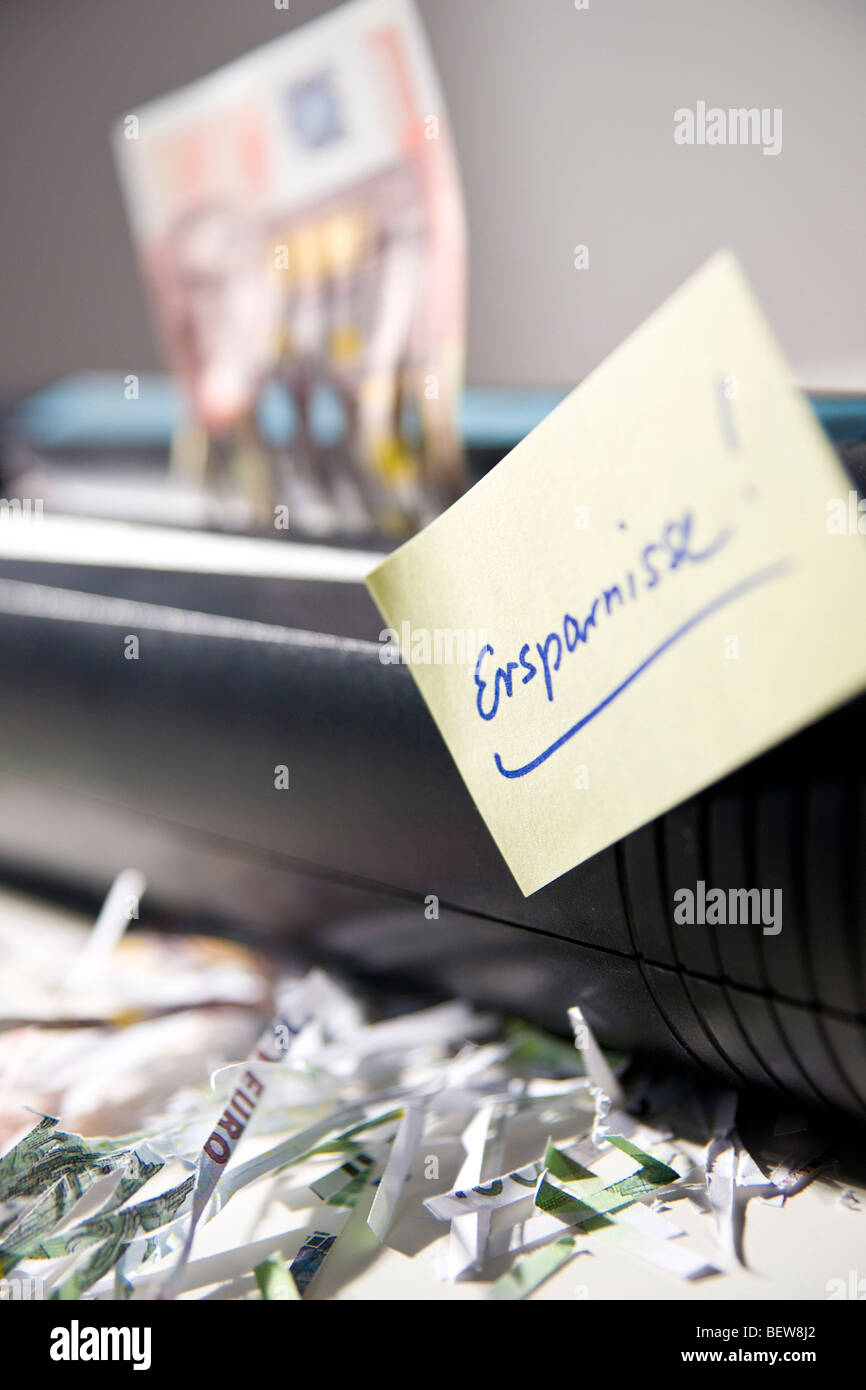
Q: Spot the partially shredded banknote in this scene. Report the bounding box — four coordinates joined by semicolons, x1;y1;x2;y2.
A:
113;0;467;536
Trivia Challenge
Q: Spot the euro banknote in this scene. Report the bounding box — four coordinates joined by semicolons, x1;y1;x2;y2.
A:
114;0;467;536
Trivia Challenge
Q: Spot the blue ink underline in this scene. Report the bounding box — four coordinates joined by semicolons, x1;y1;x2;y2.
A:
493;558;794;780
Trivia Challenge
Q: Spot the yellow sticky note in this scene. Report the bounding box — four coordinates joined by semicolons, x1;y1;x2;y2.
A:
367;252;866;896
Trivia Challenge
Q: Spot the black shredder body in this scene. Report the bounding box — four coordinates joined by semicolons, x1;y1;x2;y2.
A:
0;539;864;1124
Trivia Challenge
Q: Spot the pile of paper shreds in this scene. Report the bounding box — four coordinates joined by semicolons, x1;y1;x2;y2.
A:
0;882;836;1301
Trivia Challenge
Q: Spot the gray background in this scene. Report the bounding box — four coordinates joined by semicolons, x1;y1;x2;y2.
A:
0;0;863;394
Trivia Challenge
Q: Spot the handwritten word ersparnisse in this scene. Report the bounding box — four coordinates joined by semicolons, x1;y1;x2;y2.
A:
474;510;733;722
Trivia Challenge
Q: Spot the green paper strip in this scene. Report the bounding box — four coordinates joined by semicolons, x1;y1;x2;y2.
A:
255;1252;299;1301
489;1237;578;1300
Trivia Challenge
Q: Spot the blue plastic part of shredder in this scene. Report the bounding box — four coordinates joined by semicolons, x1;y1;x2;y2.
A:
9;373;866;451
